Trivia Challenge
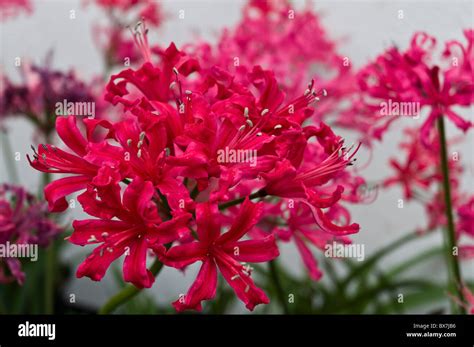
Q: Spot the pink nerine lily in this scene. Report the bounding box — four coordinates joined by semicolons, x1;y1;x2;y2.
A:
69;178;191;288
158;198;279;311
28;115;124;212
358;30;473;145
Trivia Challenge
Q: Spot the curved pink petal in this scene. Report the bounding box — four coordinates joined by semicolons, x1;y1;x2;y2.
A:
56;116;88;156
301;199;360;236
261;160;305;198
195;202;221;244
76;231;133;282
445;108;471;132
224;235;279;263
159;242;207;269
215;252;269;311
76;188;120;220
216;198;263;245
122;178;155;217
69;220;131;246
308;185;344;208
172;257;217;312
150;212;192;244
44;175;90;212
294;235;323;281
123;238;155;288
249;66;285;112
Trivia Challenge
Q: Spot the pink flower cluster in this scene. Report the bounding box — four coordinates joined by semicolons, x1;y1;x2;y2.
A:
0;57;99;134
365;31;474;257
0;184;62;285
356;30;473;145
29;26;363;310
383;126;473;251
186;0;357;126
89;0;163;69
0;0;32;21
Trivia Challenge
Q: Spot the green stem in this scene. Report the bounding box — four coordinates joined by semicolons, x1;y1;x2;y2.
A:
0;130;20;184
157;190;172;219
44;245;55;314
218;189;267;210
98;259;164;314
190;185;199;200
42;131;55;314
437;116;465;314
0;294;6;314
268;260;289;314
43;186;55;314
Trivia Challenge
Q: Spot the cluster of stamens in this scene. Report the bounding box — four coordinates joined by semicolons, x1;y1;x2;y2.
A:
130;21;151;62
230;263;254;293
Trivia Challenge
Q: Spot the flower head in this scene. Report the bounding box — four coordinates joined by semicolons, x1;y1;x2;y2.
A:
0;184;62;285
159;199;279;311
88;0;163;68
383;128;442;199
0;0;32;21
1;57;98;133
358;30;473;145
70;178;191;288
30;27;362;311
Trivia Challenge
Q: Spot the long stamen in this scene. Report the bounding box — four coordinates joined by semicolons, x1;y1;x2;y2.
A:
169;67;186;108
130;21;151;62
276;80;327;117
296;142;360;183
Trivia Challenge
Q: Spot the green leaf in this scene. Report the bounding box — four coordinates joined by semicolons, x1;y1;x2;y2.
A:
339;232;419;290
387;247;443;279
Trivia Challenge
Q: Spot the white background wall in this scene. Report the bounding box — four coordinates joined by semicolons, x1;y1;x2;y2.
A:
1;0;473;312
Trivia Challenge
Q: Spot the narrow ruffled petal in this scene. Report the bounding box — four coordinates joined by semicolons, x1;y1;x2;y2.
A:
122;178;155;218
159;242;207;269
445;108;471;132
195;202;221;244
215;253;269;311
216;198;263;245
150;212;192;244
44;175;90;212
69;220;131;246
123;238;155;288
224;235;279;263
301;199;360;236
172;257;217;312
294;236;323;280
56;116;89;156
76;231;133;281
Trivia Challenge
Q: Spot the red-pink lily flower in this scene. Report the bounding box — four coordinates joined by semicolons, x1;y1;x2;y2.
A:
158;198;279;311
28;116;124;212
383;128;441;199
69;178;191;288
358;31;473;145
